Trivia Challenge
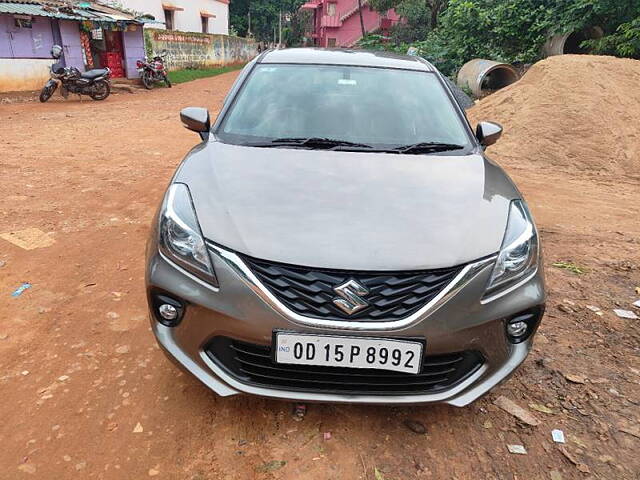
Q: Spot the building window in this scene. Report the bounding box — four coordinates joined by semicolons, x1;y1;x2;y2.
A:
14;16;33;28
327;38;337;47
327;2;337;16
164;9;174;30
201;15;208;33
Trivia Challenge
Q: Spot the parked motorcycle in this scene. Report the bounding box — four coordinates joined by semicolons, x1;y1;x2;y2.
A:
136;51;171;89
39;45;111;103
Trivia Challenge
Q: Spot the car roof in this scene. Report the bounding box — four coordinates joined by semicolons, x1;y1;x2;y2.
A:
259;48;435;72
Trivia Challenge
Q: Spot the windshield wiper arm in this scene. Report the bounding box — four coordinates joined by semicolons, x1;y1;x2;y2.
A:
269;137;373;149
394;142;466;154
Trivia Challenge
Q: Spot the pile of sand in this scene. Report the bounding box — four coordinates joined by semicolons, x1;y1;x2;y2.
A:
467;55;640;177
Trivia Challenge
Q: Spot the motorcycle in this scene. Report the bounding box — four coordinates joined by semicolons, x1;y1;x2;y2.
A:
39;45;111;103
136;51;171;89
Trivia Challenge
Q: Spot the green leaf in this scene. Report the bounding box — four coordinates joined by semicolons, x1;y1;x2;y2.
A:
552;261;586;275
374;467;386;480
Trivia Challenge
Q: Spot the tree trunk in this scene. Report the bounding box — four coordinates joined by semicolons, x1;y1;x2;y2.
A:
358;0;366;39
428;0;442;30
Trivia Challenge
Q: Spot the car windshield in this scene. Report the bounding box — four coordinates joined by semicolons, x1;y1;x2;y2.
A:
217;64;472;150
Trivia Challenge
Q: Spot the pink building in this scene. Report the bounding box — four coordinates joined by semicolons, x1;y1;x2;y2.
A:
301;0;399;48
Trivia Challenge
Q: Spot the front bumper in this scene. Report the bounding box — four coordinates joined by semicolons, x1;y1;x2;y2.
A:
146;245;545;406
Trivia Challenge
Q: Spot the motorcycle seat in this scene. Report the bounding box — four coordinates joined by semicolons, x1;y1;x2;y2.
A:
81;68;109;79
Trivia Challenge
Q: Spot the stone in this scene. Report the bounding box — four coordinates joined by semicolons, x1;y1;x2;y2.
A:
494;395;541;426
564;373;587;384
577;464;590;474
403;419;427;434
18;464;36;474
507;444;527;455
613;309;638;319
0;228;55;250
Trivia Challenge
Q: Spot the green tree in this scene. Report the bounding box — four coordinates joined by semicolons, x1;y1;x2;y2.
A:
362;0;640;76
284;9;313;46
230;0;306;44
584;17;640;57
370;0;446;30
555;0;640;57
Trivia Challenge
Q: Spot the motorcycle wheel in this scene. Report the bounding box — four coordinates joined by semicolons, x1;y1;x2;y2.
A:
142;71;154;89
164;74;172;88
89;80;110;101
39;83;56;103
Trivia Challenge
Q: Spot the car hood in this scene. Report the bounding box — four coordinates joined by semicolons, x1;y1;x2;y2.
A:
175;142;520;271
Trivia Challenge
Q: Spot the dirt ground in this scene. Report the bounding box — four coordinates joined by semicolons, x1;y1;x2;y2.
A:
1;56;639;480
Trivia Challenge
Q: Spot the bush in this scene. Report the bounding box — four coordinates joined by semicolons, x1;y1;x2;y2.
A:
361;0;640;77
583;17;640;57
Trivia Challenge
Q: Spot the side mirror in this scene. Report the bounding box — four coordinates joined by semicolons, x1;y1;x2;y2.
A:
51;44;63;59
476;121;503;147
180;107;210;141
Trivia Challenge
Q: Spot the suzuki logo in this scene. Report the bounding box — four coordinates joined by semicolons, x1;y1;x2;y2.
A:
332;279;369;315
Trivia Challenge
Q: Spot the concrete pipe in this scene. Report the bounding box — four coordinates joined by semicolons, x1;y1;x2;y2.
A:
456;59;519;98
543;26;604;56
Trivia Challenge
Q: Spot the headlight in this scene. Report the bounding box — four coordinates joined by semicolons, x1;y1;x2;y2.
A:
158;183;217;286
485;200;538;296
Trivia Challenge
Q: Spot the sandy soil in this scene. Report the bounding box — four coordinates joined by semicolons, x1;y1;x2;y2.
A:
1;56;639;479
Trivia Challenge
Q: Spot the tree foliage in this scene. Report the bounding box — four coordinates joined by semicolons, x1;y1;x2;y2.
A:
363;0;640;76
230;0;306;44
584;17;640;57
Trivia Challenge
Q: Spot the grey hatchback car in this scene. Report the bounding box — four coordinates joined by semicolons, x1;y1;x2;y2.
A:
145;48;545;406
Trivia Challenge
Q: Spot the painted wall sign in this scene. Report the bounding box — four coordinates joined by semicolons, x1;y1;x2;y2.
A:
146;29;256;71
154;32;212;45
33;33;43;50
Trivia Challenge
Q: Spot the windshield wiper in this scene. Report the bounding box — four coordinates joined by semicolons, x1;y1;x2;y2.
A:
393;142;466;154
247;137;373;150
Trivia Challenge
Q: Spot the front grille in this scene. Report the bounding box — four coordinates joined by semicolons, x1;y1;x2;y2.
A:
242;256;463;321
206;337;484;395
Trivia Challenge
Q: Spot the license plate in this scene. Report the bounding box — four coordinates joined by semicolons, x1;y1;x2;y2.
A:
274;332;423;374
137;68;144;73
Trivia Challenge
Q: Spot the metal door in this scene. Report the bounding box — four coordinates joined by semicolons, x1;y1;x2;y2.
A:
58;19;84;69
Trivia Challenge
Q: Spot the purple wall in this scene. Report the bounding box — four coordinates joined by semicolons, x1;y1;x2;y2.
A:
1;14;144;75
0;13;54;58
0;15;11;57
122;27;145;79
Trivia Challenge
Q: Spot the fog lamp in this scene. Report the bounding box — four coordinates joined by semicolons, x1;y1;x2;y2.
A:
159;303;178;321
150;292;184;327
505;306;545;343
507;321;528;338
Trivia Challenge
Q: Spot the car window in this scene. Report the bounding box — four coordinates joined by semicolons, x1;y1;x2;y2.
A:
218;64;471;149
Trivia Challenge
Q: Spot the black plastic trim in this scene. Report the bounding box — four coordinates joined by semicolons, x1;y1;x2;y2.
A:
205;336;484;396
505;305;545;344
150;290;185;327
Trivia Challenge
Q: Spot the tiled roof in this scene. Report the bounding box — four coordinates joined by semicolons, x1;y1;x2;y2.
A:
0;0;141;22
